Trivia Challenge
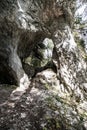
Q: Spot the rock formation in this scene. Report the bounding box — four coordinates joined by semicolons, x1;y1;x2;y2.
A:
0;0;87;130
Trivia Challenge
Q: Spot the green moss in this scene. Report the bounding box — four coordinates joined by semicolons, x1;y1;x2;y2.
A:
73;31;85;51
44;84;50;90
46;97;53;102
79;39;85;48
54;95;64;103
43;128;47;130
31;58;41;67
84;56;87;61
42;118;61;130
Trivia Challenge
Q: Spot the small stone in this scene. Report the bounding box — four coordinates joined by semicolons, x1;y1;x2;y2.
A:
21;113;27;118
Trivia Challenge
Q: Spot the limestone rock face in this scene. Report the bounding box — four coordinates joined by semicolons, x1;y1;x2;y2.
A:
0;0;45;85
0;0;87;130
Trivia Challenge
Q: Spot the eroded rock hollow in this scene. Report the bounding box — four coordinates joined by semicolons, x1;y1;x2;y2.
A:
0;0;74;85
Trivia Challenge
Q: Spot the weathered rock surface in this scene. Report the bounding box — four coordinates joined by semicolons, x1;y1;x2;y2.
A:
0;0;87;130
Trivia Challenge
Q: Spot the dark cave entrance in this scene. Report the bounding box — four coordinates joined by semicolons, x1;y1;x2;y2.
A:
0;65;18;86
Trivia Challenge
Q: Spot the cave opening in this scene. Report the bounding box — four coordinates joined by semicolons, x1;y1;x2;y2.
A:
0;65;18;86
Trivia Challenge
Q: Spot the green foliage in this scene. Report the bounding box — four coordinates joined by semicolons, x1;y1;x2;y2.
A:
44;83;50;90
73;31;85;50
42;118;61;130
84;56;87;61
79;39;85;48
75;16;82;24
